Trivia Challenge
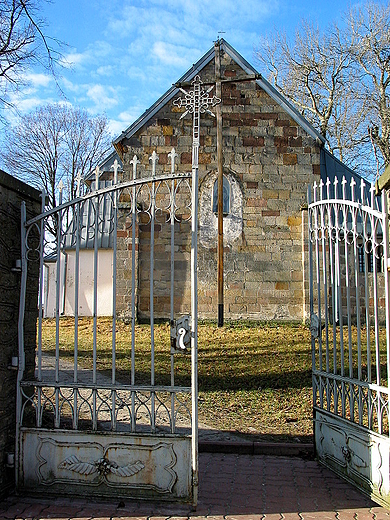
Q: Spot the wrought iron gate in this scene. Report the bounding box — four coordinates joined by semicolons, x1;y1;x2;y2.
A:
16;154;199;503
308;176;390;507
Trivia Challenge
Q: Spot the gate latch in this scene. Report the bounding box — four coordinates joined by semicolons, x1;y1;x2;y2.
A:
170;316;191;353
310;313;321;339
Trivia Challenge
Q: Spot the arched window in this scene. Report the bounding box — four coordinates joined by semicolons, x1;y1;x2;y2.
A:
212;176;230;215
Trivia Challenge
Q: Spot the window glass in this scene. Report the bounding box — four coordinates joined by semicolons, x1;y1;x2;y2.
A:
213;176;230;215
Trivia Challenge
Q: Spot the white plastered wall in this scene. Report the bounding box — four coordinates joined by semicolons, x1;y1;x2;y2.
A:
43;249;113;317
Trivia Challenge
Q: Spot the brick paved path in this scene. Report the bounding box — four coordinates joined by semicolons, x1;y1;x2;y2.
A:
1;453;389;519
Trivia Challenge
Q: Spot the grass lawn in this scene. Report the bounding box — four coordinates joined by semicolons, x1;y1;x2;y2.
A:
41;318;313;442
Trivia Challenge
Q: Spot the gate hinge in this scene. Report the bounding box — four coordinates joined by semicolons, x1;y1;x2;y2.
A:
170;316;191;353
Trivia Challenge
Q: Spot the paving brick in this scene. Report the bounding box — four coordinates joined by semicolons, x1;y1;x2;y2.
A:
112;515;151;520
225;514;264;520
336;510;368;520
368;508;390;519
300;513;336;519
1;453;388;519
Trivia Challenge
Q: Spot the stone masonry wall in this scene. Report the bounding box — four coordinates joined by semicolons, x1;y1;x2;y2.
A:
0;170;40;497
117;49;321;322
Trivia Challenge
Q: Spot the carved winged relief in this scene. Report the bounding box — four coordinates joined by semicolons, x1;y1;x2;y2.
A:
59;454;145;479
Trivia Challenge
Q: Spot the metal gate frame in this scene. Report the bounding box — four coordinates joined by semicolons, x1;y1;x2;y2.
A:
308;175;390;507
15;159;199;503
15;74;220;505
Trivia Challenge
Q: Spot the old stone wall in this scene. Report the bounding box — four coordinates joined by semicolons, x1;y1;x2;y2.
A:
0;170;40;497
117;49;321;322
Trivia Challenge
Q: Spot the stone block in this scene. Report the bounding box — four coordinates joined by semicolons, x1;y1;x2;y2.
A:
288;216;302;227
283;126;298;137
262;189;279;199
283;153;298;165
275;281;289;290
313;164;321;176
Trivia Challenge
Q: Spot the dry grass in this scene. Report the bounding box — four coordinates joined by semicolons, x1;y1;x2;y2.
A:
41;318;313;442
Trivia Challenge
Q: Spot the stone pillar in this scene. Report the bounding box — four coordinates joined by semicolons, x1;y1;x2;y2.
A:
0;170;40;498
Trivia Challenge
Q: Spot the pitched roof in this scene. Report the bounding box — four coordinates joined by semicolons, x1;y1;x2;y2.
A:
113;38;325;148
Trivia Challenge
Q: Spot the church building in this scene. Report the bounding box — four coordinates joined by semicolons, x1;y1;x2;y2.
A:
108;39;358;322
46;39;363;323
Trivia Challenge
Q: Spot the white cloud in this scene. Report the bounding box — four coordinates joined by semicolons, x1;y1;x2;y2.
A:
86;84;119;110
61;77;81;93
92;41;113;58
2;0;285;140
9;96;49;114
100;0;280;105
96;65;114;77
107;0;279;45
24;73;53;87
152;42;191;67
118;109;138;122
108;119;129;137
60;51;87;68
108;105;151;138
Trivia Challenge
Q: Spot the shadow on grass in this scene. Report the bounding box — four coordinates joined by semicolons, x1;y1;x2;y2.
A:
39;365;312;391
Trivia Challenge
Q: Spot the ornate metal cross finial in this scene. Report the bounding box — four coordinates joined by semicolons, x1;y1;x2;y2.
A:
350;177;356;202
149;151;159;177
173;75;221;164
95;166;100;191
342;176;347;200
130;155;140;181
174;75;220;120
75;170;83;198
168;147;178;174
111;159;122;185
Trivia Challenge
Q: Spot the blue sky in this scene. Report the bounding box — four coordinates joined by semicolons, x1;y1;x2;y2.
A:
5;0;356;141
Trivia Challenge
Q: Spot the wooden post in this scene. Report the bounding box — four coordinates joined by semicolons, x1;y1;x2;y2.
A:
215;39;224;327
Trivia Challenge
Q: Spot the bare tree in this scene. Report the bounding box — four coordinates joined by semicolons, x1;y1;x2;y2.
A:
328;83;371;172
0;0;62;110
62;107;112;200
255;2;390;178
1;103;112;212
347;1;390;174
255;21;354;144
